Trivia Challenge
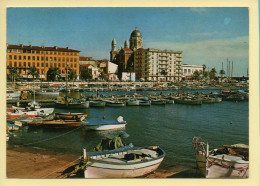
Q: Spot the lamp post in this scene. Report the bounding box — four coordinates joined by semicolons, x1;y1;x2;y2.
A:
65;62;69;102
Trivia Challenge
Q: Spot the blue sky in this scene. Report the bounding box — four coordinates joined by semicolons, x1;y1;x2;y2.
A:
7;7;249;76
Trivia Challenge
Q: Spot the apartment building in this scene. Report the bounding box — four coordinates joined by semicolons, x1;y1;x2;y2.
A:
6;44;80;80
134;48;183;82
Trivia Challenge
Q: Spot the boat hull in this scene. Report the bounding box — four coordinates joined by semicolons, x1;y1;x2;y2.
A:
151;100;166;105
55;101;89;109
90;101;106;107
175;98;202;105
106;102;126;107
55;113;87;120
195;154;249;178
84;157;164;178
83;123;126;131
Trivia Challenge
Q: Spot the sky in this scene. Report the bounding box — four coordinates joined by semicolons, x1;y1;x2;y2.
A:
7;7;249;76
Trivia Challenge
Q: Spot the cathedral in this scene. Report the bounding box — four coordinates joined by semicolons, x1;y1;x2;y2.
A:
110;27;183;82
110;27;143;79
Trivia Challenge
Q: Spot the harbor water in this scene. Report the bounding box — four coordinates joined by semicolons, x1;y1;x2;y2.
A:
8;90;249;177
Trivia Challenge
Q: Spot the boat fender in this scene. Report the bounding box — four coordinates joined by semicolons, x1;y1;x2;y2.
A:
80;116;85;121
102;116;106;120
117;116;124;122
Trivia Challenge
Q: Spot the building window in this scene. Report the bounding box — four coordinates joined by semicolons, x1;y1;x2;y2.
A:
46;57;48;61
37;63;39;67
33;56;35;60
37;56;40;60
58;57;60;61
28;62;31;67
23;62;26;67
70;58;73;62
62;57;65;62
74;64;77;68
23;56;26;60
62;64;65;67
9;62;12;66
28;56;31;60
54;57;56;61
19;62;22;67
46;63;48;67
14;55;17;60
9;55;12;60
19;56;21;60
50;52;53;55
74;58;77;62
58;63;60;67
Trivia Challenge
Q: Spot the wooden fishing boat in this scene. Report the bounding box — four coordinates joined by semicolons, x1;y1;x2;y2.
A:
24;119;82;128
174;97;202;105
105;100;126;107
89;100;106;107
138;99;151;106
202;97;215;104
82;145;165;178
6;110;38;119
6;89;21;98
35;89;60;96
81;116;126;131
55;97;90;109
55;112;88;120
126;99;140;106
192;137;249;178
11;106;54;116
151;99;166;105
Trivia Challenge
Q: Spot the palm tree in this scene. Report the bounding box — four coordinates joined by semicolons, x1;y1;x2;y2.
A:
28;66;40;81
219;69;225;83
8;66;18;82
209;68;217;80
47;67;59;81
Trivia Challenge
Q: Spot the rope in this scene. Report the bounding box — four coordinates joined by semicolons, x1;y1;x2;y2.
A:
41;157;80;178
23;126;82;146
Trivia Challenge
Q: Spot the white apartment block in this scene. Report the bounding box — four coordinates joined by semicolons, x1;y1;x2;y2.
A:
134;48;183;82
182;64;203;78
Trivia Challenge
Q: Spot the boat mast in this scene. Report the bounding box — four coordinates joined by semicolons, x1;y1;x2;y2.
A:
65;62;69;102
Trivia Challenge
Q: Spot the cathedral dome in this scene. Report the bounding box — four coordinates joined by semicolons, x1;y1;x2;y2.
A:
130;27;142;37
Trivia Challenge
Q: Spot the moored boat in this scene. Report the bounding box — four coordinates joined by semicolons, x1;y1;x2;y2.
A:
23;119;82;128
192;137;249;178
81;116;126;131
89;100;106;107
35;89;60;96
174;97;202;105
55;97;90;109
138;99;151;106
82;145;165;178
6;110;38;119
105;100;126;107
126;99;140;106
151;99;166;105
55;112;88;120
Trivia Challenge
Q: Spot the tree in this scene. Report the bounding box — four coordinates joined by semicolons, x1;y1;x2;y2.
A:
28;66;40;81
202;64;206;72
99;71;106;81
7;66;18;82
219;69;225;82
209;68;217;80
68;69;77;82
80;69;92;81
202;71;209;79
192;70;201;80
47;67;59;81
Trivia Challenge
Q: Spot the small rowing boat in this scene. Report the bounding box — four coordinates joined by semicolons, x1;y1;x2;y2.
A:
55;113;88;120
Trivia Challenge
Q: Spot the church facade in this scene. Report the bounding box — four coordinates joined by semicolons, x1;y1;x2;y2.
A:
110;27;183;82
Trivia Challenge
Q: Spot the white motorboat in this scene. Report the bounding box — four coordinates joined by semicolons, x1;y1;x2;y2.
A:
89;100;106;107
82;145;165;178
81;116;126;131
192;137;249;178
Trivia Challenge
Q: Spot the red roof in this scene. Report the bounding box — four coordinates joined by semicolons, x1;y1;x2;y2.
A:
79;56;94;61
7;44;80;52
122;48;133;52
